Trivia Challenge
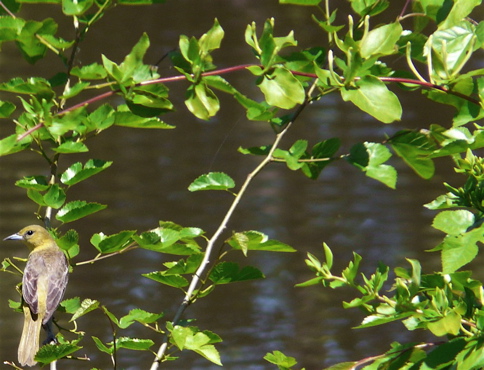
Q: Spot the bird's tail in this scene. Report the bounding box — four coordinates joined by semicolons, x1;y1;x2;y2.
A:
18;305;42;367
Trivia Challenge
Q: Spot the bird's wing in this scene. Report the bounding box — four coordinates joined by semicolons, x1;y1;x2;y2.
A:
22;253;44;314
45;250;69;323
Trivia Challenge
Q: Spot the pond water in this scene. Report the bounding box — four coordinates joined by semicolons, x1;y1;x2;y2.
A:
0;1;482;369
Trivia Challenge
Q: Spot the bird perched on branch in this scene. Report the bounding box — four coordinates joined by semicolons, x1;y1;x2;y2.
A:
4;225;69;367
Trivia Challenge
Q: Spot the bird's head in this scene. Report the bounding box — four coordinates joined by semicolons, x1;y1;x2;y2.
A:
3;225;54;250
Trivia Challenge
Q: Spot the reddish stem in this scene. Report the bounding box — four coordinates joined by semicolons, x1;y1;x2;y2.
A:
16;64;480;141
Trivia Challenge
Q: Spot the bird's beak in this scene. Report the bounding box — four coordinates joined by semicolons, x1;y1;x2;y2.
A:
3;233;22;241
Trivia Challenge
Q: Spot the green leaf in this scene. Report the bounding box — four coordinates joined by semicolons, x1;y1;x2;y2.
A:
43;184;66;209
162;254;204;275
90;230;136;254
227;231;296;255
300;138;340;179
0;134;30;156
118;309;164;329
356;311;414;329
264;350;298;368
62;0;94;15
92;336;112;355
114;108;173;129
35;343;81;364
188;172;235;192
185;82;220;120
439;0;482;29
27;189;47;206
60;159;113;186
258;66;305;109
440;229;482;273
53;141;89;154
15;175;49;190
60;81;90;99
69;298;100;321
170;326;222;366
427;310;462;336
209;262;264;284
342;252;362;285
56;229;80;258
60;297;82;314
432;210;475;234
348;142;397;188
360;22;402;58
199;18;224;53
427;21;477;80
70;62;108;80
341;76;402;123
0;77;54;100
116;337;154;351
0;101;15;118
389;130;436;179
142;272;189;288
56;201;107;223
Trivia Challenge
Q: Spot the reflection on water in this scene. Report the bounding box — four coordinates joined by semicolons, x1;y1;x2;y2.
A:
0;1;470;368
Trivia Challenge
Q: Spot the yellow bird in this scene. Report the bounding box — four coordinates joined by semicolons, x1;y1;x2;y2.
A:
4;225;69;367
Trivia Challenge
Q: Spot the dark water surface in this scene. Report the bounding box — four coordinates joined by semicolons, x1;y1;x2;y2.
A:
1;1;482;369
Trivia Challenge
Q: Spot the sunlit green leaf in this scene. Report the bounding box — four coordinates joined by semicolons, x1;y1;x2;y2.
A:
116;337;154;351
348;142;397;188
90;230;136;254
70;63;108;80
56;201;107;223
118;309;164;329
185;82;220;120
62;0;94;16
69;298;100;321
360;22;402;58
114;109;174;129
15;175;49;190
53;141;89;153
61;159;113;186
227;231;296;255
188;172;235;192
0;77;54;99
432;210;474;234
427;310;462;336
142;272;189;288
341;76;402;123
43;184;66;209
92;336;112;355
258;66;305;109
35;343;81;364
264;350;298;368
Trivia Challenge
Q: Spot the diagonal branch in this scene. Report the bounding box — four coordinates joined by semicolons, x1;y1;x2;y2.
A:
149;80;319;370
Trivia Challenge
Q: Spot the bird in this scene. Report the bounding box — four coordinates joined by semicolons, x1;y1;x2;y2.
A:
4;225;69;367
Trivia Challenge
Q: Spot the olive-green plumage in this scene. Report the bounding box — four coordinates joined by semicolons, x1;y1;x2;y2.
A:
4;225;69;367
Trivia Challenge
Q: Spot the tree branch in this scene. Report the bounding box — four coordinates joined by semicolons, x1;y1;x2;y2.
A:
149;80;319;369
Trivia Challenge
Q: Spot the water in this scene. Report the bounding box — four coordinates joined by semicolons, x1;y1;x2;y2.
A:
0;1;478;369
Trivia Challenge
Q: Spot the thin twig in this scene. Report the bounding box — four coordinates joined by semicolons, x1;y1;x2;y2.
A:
75;244;138;266
149;80;319;370
0;1;15;17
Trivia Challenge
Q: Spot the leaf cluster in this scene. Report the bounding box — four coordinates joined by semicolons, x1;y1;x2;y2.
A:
1;0;484;368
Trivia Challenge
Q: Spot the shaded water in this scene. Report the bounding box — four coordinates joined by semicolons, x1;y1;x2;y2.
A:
0;1;482;369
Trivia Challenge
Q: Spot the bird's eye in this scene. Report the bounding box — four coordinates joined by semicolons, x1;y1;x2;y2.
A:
26;230;34;236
